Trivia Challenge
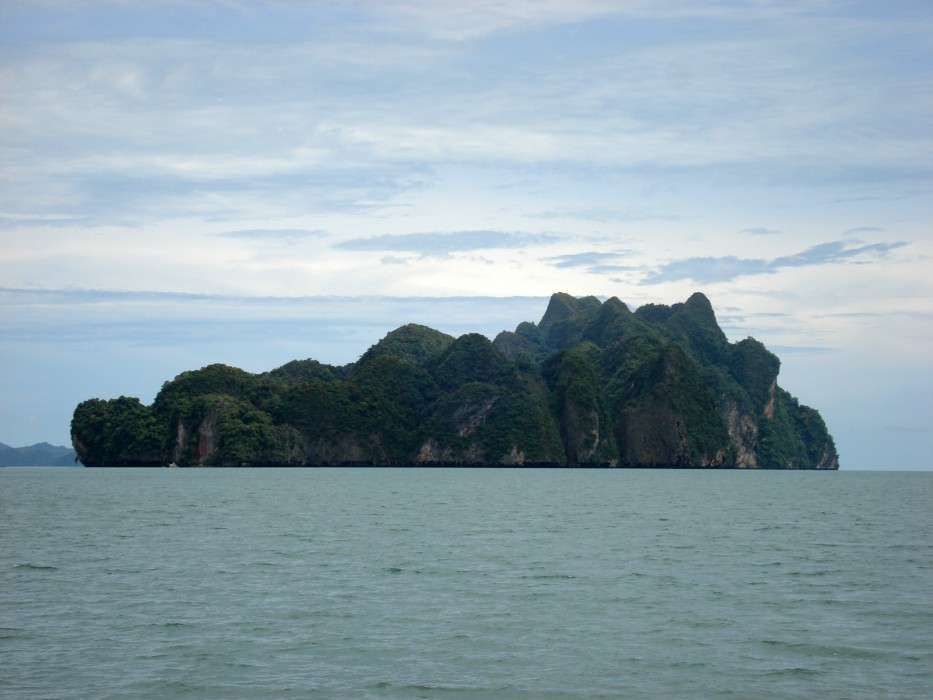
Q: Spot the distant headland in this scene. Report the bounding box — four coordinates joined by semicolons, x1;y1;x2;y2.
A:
71;292;838;469
0;442;77;466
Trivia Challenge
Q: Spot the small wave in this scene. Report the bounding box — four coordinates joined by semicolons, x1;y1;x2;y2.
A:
0;627;31;639
381;565;428;574
149;621;192;629
368;681;502;695
760;639;884;661
12;563;58;571
764;667;821;677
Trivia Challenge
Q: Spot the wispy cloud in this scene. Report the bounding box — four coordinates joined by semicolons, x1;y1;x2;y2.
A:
334;231;561;255
645;256;767;285
591;264;639;274
532;208;680;223
0;213;83;227
217;229;327;243
543;251;637;273
770;241;906;268
644;240;908;284
741;227;783;236
545;252;616;269
380;255;409;266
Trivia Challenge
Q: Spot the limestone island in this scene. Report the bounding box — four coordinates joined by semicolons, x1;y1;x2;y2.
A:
71;292;838;469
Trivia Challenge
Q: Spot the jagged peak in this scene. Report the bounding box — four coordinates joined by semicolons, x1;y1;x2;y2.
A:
682;292;715;320
538;292;582;331
601;296;631;314
674;293;723;339
538;292;604;331
578;295;646;348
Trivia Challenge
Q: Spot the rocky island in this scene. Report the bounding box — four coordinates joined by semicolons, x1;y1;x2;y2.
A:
71;292;838;469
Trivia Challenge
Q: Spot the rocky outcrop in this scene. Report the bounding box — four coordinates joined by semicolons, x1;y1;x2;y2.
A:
723;399;759;468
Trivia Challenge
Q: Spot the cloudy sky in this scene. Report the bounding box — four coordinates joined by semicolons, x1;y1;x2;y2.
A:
1;0;930;469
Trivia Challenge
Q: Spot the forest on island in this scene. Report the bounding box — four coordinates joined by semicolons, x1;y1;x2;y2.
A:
71;292;838;469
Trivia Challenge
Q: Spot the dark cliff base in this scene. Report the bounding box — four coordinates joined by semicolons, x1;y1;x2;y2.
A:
72;292;839;470
87;462;833;470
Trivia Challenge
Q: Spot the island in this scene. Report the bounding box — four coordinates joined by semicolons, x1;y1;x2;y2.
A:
71;292;838;469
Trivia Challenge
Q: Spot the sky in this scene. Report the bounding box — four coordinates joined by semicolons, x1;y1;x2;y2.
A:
1;0;931;469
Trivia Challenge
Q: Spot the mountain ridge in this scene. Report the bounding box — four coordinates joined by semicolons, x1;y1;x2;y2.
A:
1;442;77;466
71;292;839;469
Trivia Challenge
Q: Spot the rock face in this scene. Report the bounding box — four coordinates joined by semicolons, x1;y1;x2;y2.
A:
71;293;839;469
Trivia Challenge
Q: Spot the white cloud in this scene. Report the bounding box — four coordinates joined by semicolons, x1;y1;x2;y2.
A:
335;230;561;255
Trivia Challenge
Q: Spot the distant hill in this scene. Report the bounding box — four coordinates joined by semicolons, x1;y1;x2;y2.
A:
70;292;839;469
0;442;77;466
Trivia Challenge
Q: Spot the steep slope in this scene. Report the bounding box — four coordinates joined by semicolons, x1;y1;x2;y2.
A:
542;345;618;464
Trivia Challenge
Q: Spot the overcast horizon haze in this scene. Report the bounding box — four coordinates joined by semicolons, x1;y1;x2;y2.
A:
1;0;931;469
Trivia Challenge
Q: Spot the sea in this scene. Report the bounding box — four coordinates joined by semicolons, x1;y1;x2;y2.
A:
1;467;931;700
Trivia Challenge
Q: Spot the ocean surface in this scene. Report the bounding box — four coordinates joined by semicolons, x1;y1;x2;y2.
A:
2;468;931;699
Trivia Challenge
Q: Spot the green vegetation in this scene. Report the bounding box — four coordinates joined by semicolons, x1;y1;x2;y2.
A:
70;292;839;469
357;324;455;367
757;387;837;469
730;337;780;412
543;346;617;464
72;396;162;467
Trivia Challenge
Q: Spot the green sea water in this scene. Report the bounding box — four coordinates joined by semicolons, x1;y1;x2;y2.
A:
2;468;931;699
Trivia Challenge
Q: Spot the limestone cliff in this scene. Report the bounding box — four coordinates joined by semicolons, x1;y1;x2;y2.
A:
71;292;839;469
